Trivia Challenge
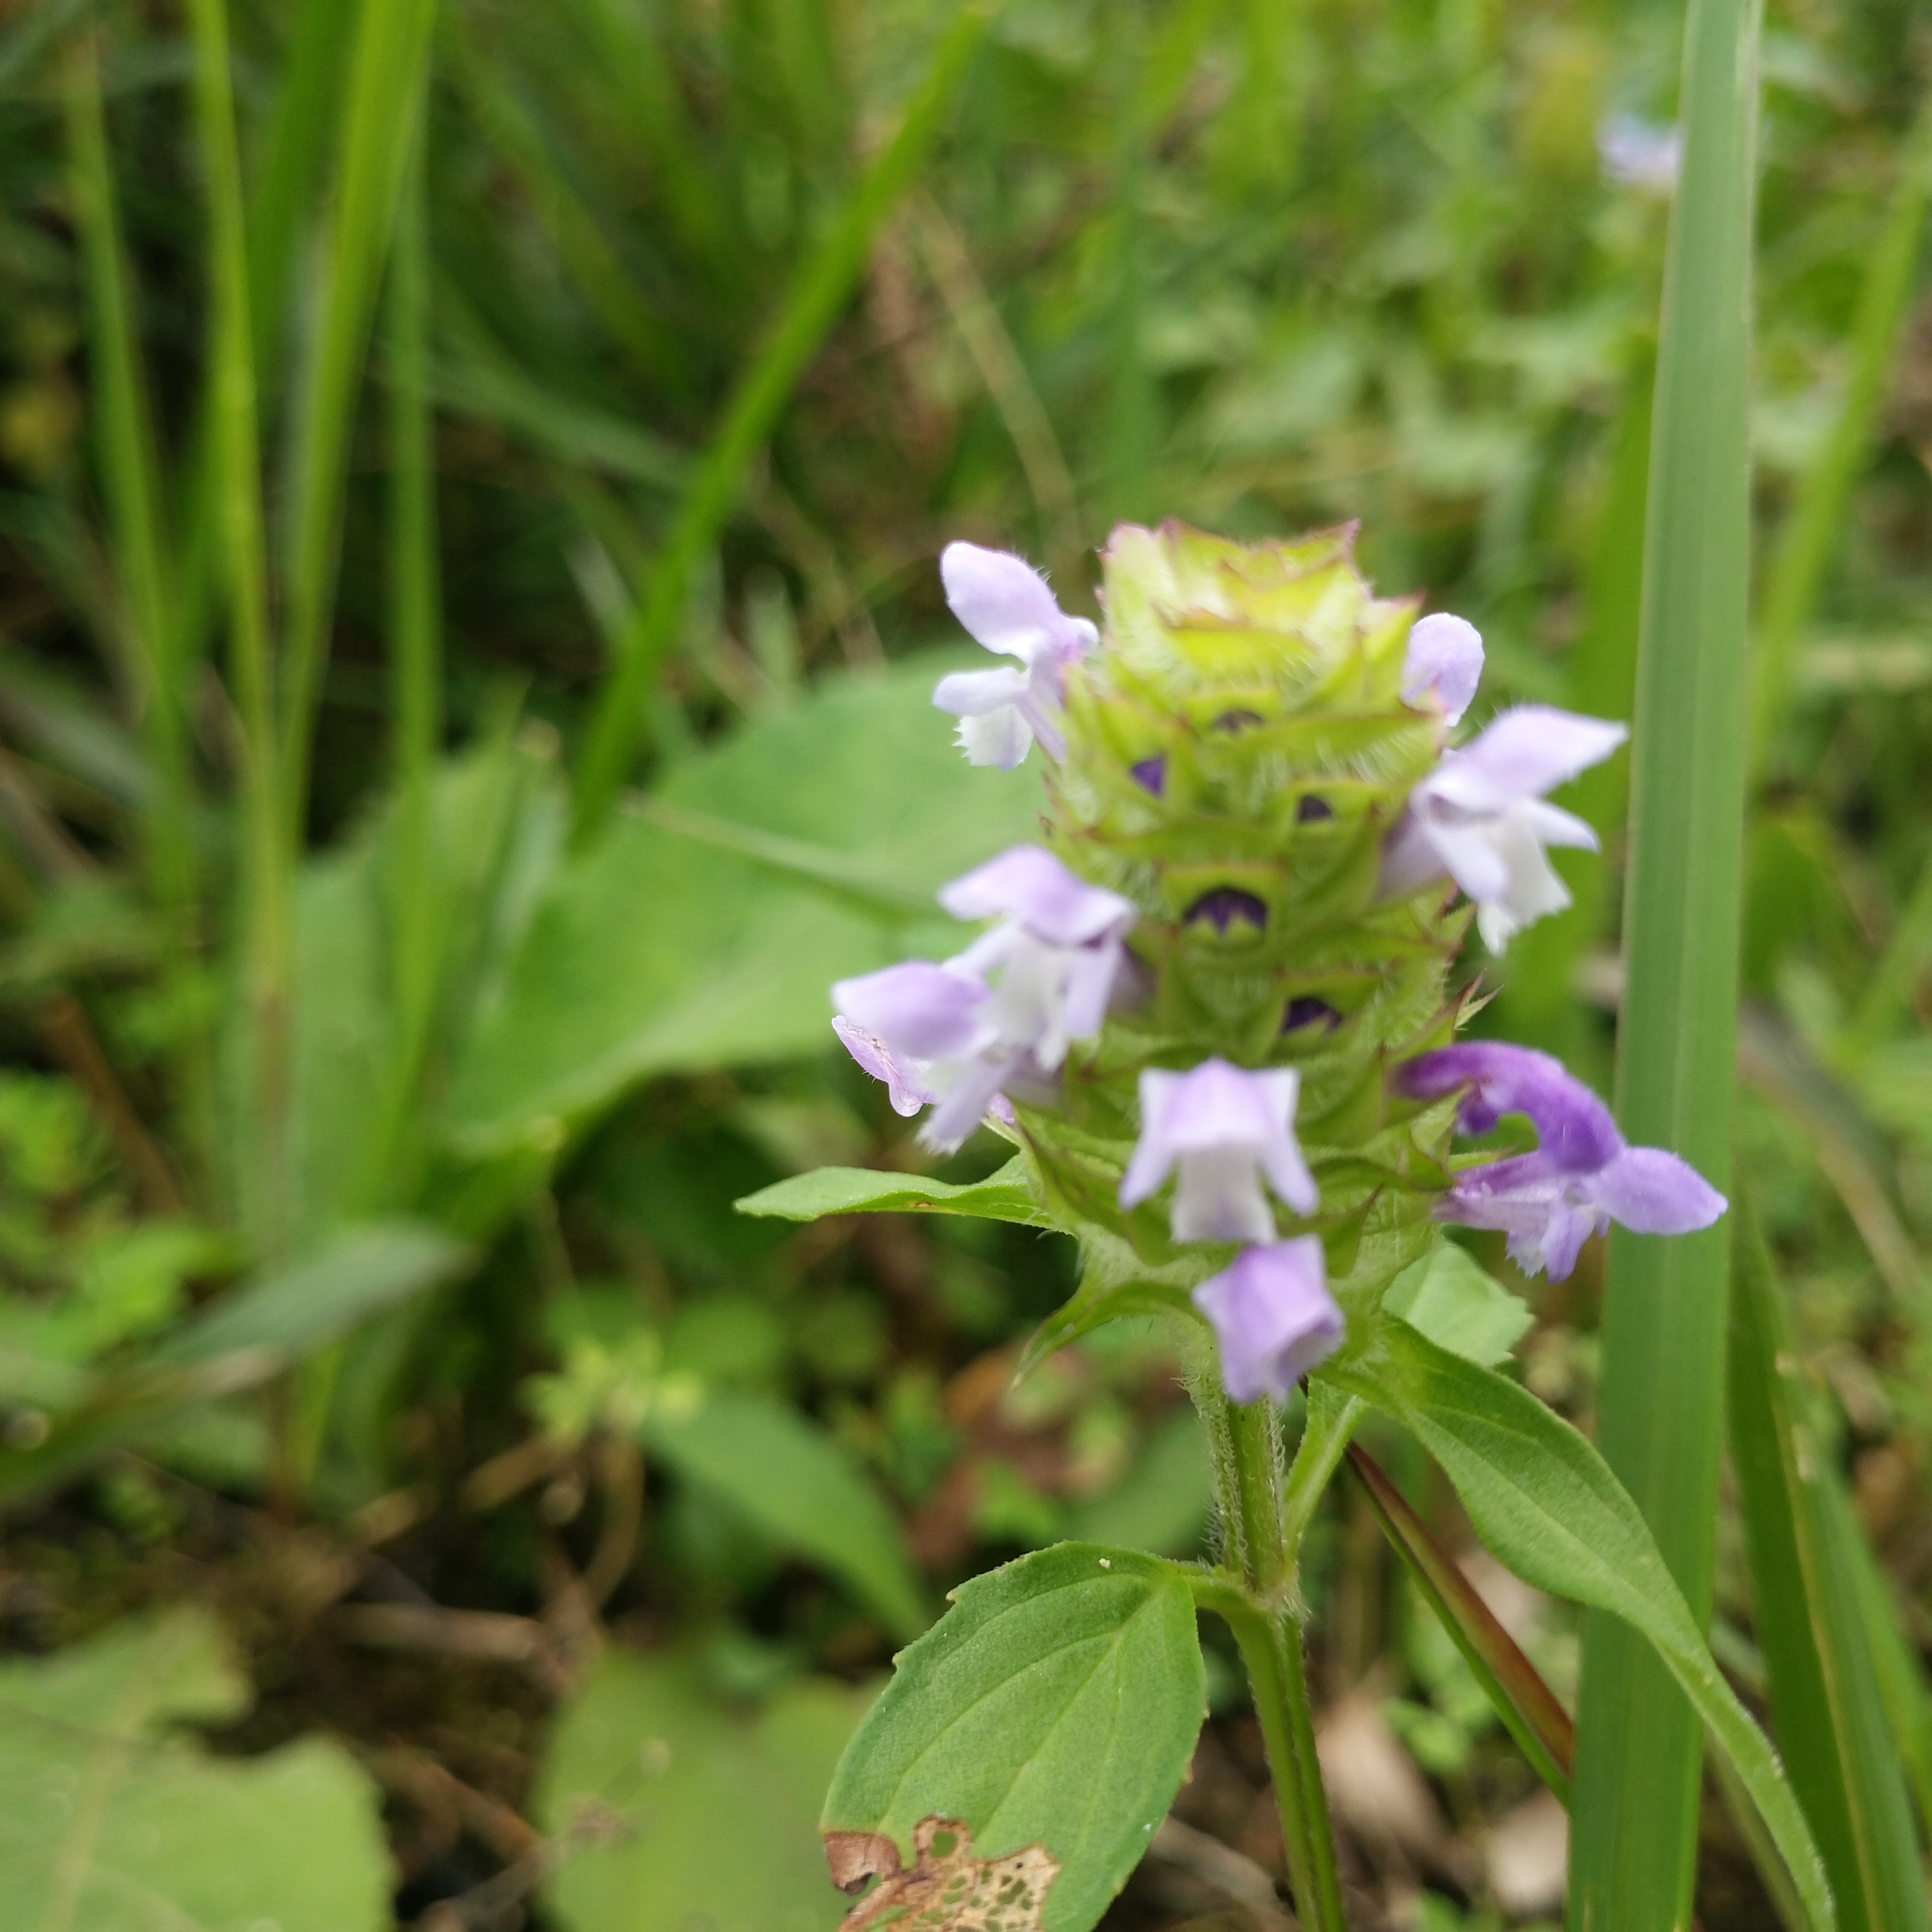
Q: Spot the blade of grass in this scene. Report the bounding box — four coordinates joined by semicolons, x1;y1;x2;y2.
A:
1729;1196;1926;1932
1750;88;1932;777
568;0;1000;847
62;33;192;938
277;0;438;857
1347;1442;1574;1805
186;0;288;1253
1568;0;1761;1923
364;112;442;1212
1848;1518;1932;1848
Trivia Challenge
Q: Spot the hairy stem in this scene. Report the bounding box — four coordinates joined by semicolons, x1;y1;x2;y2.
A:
1206;1390;1348;1932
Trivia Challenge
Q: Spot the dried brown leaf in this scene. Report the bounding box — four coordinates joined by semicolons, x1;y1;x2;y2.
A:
831;1815;1058;1931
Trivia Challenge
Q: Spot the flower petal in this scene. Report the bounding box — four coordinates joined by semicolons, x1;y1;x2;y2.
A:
1401;613;1484;724
1395;1043;1624;1173
832;961;991;1061
1589;1146;1727;1235
831;1018;933;1116
1426;705;1627;815
938;845;1135;947
940;542;1093;661
955;708;1034;768
1192;1238;1343;1403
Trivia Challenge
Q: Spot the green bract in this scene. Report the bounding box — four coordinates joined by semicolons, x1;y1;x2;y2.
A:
1023;522;1466;1339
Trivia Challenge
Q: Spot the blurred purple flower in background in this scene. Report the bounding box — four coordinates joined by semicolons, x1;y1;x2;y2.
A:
1395;1041;1727;1279
1377;704;1627;950
1599;112;1683;195
833;846;1134;1152
1192;1237;1343;1403
1120;1058;1318;1243
931;542;1097;767
1401;612;1484;725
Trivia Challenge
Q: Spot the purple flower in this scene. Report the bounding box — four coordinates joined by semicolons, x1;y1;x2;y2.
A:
1401;613;1484;725
1599;113;1682;195
931;543;1097;768
1120;1058;1318;1244
1394;1042;1727;1280
1193;1238;1344;1404
1379;704;1627;951
832;846;1134;1153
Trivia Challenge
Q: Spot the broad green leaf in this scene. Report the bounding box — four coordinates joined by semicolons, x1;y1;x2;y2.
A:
1729;1215;1926;1932
1335;1319;1835;1932
823;1542;1205;1932
535;1647;869;1932
0;1609;389;1932
446;660;1045;1157
736;1155;1052;1227
1381;1242;1530;1368
644;1390;928;1640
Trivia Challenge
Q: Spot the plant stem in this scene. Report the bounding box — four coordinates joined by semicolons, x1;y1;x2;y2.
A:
1206;1389;1348;1932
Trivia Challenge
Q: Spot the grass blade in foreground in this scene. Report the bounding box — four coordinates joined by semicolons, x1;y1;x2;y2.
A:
1729;1206;1926;1932
1569;0;1760;1921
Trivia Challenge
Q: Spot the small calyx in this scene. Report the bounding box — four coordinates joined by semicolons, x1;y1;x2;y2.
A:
827;1815;1060;1931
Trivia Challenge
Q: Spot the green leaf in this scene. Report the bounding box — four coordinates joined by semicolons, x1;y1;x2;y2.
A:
735;1155;1052;1227
445;660;1045;1157
1728;1210;1926;1932
1574;0;1760;1912
534;1647;869;1932
643;1390;928;1640
823;1542;1205;1932
1336;1319;1836;1932
0;1608;390;1931
1381;1242;1531;1368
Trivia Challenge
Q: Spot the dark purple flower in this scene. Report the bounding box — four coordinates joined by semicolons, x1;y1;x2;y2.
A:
1395;1041;1727;1278
1281;996;1341;1035
1129;755;1167;795
1295;794;1334;823
1192;1238;1344;1403
1185;887;1268;934
931;543;1097;767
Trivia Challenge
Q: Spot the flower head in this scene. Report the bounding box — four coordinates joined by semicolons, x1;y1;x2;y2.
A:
931;543;1097;768
1378;705;1627;950
1394;1042;1727;1278
833;846;1134;1153
1401;613;1484;726
1120;1058;1318;1244
1193;1238;1343;1403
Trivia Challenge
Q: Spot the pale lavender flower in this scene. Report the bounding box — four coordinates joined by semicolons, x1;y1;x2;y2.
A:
931;543;1098;767
1394;1042;1727;1280
1379;704;1627;950
1599;113;1682;195
1401;613;1484;725
1193;1237;1343;1404
832;846;1134;1152
1120;1058;1318;1244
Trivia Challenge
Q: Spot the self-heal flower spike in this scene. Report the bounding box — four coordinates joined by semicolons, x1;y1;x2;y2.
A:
1192;1238;1344;1404
1378;704;1627;950
1401;613;1484;726
932;542;1097;767
832;847;1134;1153
1394;1042;1727;1280
1120;1058;1318;1244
